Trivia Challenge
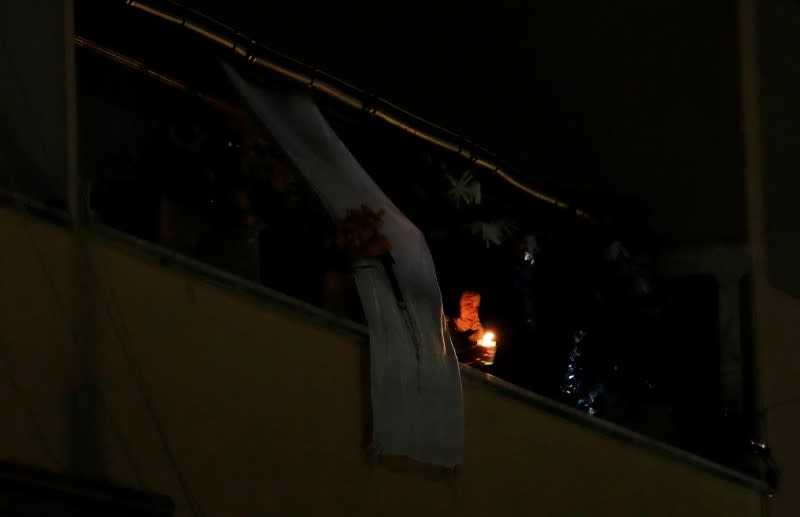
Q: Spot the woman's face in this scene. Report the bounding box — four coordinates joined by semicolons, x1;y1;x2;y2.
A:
459;291;481;322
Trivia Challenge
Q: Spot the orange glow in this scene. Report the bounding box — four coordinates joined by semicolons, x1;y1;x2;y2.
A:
478;331;497;366
479;331;497;349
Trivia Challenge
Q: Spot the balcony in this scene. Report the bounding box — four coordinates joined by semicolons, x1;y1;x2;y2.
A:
0;193;768;516
0;0;774;514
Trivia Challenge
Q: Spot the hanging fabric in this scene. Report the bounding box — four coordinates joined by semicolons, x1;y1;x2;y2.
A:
223;63;463;467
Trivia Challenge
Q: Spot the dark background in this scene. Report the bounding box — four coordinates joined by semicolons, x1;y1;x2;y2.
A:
180;0;746;249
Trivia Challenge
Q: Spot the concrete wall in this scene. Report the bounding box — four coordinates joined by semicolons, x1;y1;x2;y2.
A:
0;1;73;204
754;0;800;300
740;0;800;516
0;205;763;516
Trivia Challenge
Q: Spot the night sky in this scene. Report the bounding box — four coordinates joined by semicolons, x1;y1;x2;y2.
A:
181;0;746;248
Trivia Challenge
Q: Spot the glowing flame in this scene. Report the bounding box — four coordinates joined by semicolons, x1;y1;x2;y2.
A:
479;331;497;349
477;330;497;366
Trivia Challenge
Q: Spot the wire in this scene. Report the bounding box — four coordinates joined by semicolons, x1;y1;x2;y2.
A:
87;261;206;517
0;335;61;468
0;188;148;490
45;36;202;508
0;316;147;490
0;25;143;488
0;196;147;489
0;25;184;508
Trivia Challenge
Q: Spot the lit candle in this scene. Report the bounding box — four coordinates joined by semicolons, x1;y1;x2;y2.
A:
478;331;497;365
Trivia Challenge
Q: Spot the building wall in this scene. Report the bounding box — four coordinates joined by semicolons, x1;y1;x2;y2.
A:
0;206;763;516
740;0;800;515
0;0;72;204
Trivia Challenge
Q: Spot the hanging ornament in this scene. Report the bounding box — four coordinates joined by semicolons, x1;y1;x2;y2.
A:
468;219;516;247
560;330;605;416
447;170;481;207
604;240;630;262
577;384;605;416
561;330;587;398
522;234;540;265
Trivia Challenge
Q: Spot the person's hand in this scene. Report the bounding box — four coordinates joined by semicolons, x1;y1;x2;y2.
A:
459;320;484;342
470;340;495;366
478;345;496;364
455;317;483;334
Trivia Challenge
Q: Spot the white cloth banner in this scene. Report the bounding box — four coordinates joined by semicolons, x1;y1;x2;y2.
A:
223;64;464;467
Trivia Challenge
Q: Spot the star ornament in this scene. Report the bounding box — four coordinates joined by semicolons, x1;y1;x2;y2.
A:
447;170;482;207
468;219;516;247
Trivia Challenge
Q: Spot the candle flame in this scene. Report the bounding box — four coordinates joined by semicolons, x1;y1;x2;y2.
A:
477;330;497;366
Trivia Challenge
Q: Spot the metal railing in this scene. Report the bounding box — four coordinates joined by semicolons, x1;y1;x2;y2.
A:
96;0;593;222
